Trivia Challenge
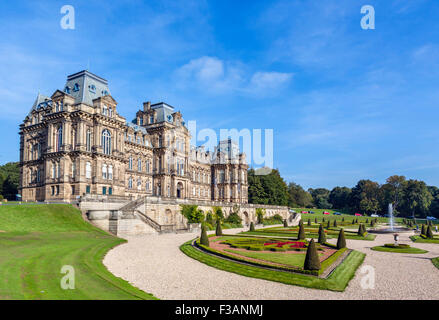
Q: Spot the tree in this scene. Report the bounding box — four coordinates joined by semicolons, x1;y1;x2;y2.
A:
288;182;313;207
401;180;433;218
297;223;305;240
307;219;311;226
200;225;209;247
215;219;223;236
421;224;426;236
357;224;364;236
333;220;337;227
213;206;224;221
248;169;289;206
349;180;380;215
309;188;332;209
283;219;288;227
336;229;346;249
318;224;326;244
0;162;19;200
381;175;407;215
304;239;321;271
329;186;352;210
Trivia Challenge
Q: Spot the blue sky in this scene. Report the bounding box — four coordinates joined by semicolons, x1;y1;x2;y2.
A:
1;0;439;190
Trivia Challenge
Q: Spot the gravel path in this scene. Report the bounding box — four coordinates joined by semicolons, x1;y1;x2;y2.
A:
103;227;439;300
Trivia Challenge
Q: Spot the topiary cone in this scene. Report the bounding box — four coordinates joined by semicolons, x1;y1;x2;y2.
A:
426;225;434;239
304;239;321;271
357;224;363;236
216;219;223;236
336;228;346;249
200;224;210;247
333;220;337;227
315;217;318;224
308;219;311;226
250;221;255;232
283;219;288;227
327;221;331;229
318;224;326;244
421;224;426;235
298;222;305;240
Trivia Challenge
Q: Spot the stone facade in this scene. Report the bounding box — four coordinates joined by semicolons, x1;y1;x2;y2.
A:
19;70;248;203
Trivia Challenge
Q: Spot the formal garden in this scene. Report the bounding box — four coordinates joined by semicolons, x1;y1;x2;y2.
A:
181;218;366;291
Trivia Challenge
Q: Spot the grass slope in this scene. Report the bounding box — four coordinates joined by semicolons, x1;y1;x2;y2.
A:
432;257;439;270
0;204;156;300
180;240;365;292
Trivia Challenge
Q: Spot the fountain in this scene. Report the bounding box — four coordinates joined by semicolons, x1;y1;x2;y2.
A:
368;203;411;234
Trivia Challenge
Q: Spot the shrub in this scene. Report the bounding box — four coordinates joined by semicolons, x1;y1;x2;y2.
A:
249;222;255;232
336;229;346;249
366;218;369;224
315;217;318;224
255;208;265;224
206;211;214;225
215;219;223;236
304;239;321;271
200;225;209;247
426;225;434;239
322;217;325;222
180;204;205;223
213;206;224;221
318;224;326;244
225;211;242;225
283;219;288;227
327;221;330;229
421;224;426;236
333;220;337;227
342;217;345;222
297;223;305;240
308;219;311;226
357;224;364;236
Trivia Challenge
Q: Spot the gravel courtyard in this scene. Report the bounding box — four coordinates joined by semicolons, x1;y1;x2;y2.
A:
103;227;439;300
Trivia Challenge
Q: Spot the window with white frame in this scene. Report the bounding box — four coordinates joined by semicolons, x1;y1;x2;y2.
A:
101;129;111;155
108;165;113;180
138;158;142;172
102;164;107;179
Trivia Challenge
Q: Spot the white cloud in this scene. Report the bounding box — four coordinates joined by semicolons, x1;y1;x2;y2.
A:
174;56;292;95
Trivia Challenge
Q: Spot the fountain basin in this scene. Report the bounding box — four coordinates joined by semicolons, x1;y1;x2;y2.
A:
368;226;412;234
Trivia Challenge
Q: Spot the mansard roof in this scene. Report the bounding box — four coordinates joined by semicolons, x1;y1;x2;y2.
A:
63;70;111;106
29;93;51;114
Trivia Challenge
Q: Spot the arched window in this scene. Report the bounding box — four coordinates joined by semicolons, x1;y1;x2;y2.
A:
86;162;92;179
73;83;79;92
102;105;108;116
138;158;142;172
56;125;63;152
128;177;133;189
146;160;150;173
129;157;133;170
108;165;113;180
101;129;111;155
137;178;141;190
146;180;150;191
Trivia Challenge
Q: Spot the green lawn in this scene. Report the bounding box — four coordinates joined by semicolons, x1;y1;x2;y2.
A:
0;204;156;300
180;240;365;292
410;235;439;244
224;249;307;267
371;245;428;254
294;208;403;224
432;257;439;270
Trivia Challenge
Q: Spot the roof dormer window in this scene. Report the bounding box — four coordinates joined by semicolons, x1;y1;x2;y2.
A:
89;84;96;93
73;83;80;92
64;86;71;94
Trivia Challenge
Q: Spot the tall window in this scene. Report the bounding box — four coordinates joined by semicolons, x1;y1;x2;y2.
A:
71;162;76;178
56;125;63;152
86;129;92;152
129;157;133;170
102;105;108;116
149;115;154;124
108;165;113;180
101;129;111;155
146;160;150;173
138;158;142;172
86;162;92;179
52;162;56;179
102;164;107;179
137;178;141;190
128;177;133;189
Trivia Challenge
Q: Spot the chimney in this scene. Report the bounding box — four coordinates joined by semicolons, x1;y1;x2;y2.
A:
143;101;151;112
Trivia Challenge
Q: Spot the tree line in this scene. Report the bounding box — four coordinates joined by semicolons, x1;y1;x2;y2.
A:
248;169;439;218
